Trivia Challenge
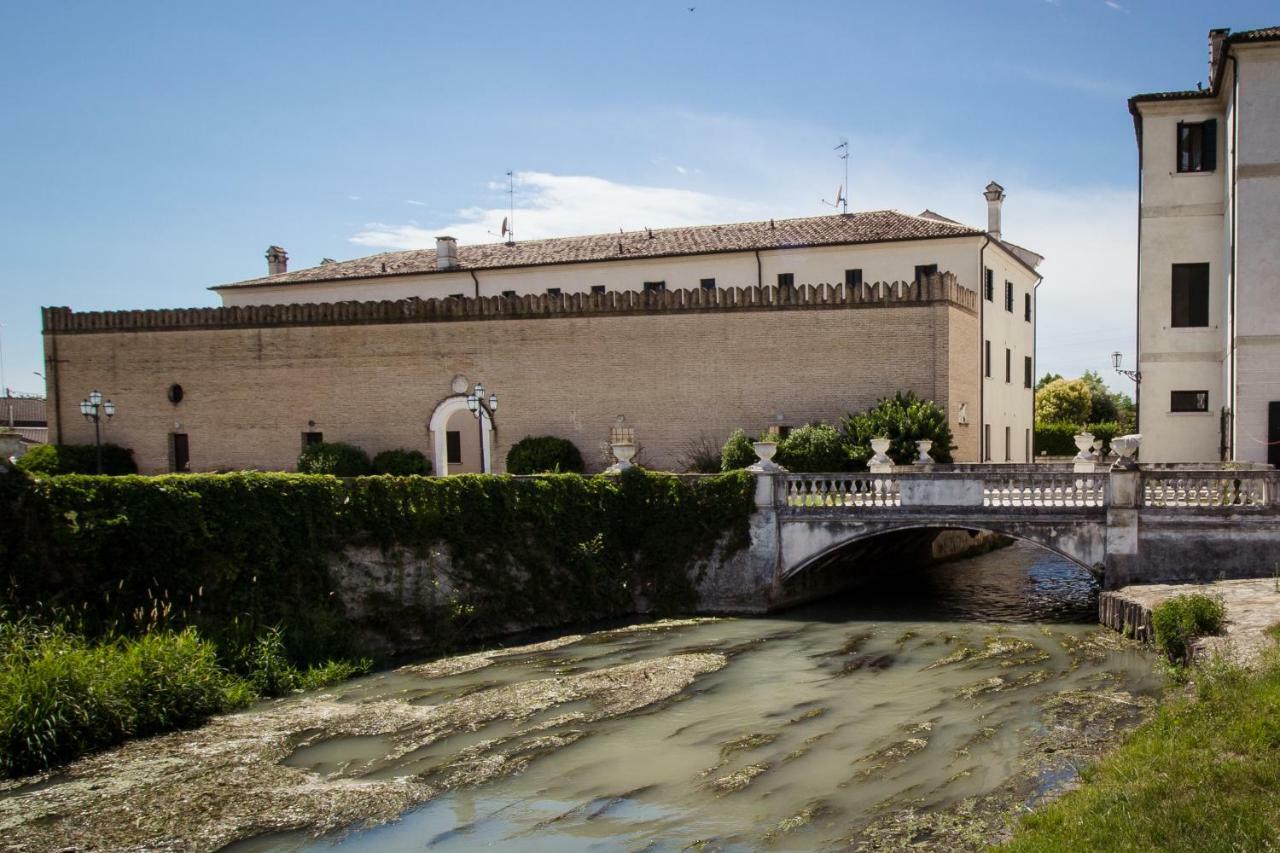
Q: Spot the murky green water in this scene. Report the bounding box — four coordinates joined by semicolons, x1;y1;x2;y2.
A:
247;542;1160;851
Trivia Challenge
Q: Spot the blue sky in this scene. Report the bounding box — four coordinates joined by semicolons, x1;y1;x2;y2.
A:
2;1;1276;397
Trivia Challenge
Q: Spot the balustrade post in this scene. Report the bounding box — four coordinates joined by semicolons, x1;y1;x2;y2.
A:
1104;463;1141;588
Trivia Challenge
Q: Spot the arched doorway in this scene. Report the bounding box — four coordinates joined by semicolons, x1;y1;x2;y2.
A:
428;395;493;475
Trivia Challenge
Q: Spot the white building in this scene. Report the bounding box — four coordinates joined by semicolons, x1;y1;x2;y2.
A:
213;188;1042;463
1130;26;1280;464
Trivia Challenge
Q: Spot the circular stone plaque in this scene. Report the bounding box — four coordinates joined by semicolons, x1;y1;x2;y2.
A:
450;375;469;394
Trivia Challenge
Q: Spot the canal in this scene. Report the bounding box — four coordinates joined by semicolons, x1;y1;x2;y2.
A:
235;539;1161;851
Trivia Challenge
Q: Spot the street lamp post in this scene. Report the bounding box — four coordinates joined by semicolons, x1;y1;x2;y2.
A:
79;389;116;474
1111;351;1141;384
465;382;498;473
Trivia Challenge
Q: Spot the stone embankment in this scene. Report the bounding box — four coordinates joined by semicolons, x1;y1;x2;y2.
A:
1100;578;1280;666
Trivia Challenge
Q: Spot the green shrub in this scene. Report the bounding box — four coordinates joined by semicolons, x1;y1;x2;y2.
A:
1152;593;1226;663
297;442;372;476
371;448;432;476
16;443;137;476
505;436;584;474
840;392;955;468
1034;421;1124;457
720;428;758;471
0;619;238;777
676;433;723;474
776;423;847;472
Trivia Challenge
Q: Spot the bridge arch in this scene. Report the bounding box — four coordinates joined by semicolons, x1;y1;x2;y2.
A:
778;519;1105;585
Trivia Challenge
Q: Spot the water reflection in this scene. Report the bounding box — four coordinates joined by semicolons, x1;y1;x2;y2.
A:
267;541;1155;852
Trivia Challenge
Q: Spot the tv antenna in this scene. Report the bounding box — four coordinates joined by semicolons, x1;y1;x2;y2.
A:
488;170;517;244
821;140;849;215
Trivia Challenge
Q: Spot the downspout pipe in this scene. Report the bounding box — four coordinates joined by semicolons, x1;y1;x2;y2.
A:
754;250;763;289
978;237;989;462
1134;108;1143;438
1227;53;1239;461
470;270;480;298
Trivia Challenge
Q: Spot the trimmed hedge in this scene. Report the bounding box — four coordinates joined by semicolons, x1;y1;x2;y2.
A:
776;424;847;472
16;443;137;476
720;429;757;471
505;435;585;474
371;448;432;476
1034;421;1123;457
297;442;372;476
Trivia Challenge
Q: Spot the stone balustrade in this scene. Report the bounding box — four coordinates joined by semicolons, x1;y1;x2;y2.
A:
1142;470;1274;509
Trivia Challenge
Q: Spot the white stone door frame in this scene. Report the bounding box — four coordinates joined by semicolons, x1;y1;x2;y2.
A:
429;395;492;475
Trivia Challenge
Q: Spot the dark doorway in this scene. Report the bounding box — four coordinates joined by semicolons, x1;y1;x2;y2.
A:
1269;402;1280;468
170;433;190;472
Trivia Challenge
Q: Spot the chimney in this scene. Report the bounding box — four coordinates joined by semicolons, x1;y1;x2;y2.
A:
1208;28;1230;84
983;181;1006;241
436;235;458;271
265;246;288;276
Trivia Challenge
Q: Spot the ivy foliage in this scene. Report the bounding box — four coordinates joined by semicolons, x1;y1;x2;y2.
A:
2;468;754;662
505;436;585;474
16;443;137;476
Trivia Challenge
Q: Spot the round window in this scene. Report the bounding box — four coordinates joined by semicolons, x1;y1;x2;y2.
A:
167;384;184;405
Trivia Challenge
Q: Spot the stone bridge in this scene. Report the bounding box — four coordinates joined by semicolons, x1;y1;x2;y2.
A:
697;463;1280;613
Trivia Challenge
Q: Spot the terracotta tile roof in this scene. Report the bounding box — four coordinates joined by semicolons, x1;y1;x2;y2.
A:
1;396;46;426
213;210;985;290
1233;25;1280;42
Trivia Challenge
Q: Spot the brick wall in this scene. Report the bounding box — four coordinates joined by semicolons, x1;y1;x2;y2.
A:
44;282;979;473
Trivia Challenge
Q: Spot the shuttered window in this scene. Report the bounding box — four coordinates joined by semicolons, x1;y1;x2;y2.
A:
1177;119;1217;173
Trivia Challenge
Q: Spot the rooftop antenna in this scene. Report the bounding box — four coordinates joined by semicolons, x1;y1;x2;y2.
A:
821;140;849;215
489;170;518;244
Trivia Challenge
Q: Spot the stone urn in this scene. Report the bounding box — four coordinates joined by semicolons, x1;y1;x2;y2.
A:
748;439;785;473
1110;434;1142;470
1072;431;1096;462
869;437;894;474
913;439;934;466
606;441;638;474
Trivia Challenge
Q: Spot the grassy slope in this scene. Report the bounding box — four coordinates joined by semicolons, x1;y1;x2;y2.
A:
1004;651;1280;851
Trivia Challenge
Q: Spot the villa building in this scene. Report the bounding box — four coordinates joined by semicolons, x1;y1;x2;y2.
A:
42;187;1040;474
1130;25;1280;464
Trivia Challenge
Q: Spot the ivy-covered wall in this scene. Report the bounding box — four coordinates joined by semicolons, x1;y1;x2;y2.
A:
0;469;755;657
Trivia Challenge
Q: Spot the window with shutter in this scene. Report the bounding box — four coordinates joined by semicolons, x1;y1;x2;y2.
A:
1177;120;1217;173
984;340;991;378
984;268;994;301
1171;263;1210;327
1004;281;1014;312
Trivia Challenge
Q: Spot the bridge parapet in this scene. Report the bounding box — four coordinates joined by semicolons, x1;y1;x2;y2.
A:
779;469;1108;511
1141;469;1275;509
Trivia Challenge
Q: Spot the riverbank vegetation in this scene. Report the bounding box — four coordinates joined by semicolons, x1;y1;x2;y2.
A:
1005;633;1280;851
0;465;754;776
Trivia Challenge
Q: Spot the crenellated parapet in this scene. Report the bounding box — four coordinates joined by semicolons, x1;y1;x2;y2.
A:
43;272;975;334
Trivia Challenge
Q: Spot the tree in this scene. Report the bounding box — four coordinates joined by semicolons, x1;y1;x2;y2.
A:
1034;378;1093;425
1080;370;1119;423
1035;372;1064;391
839;392;955;467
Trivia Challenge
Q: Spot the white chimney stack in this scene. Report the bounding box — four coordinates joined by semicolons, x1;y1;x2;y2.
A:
265;245;288;275
983;181;1006;241
436;236;458;271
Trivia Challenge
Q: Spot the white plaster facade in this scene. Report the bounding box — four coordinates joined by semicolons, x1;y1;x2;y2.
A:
1132;27;1280;464
215;205;1041;464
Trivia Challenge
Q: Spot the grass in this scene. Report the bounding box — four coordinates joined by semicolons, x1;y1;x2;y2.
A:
1151;592;1225;663
1003;643;1280;852
0;617;368;778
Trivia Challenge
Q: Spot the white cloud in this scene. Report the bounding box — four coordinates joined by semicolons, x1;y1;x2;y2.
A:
1104;0;1126;10
347;195;361;201
405;199;426;206
348;127;1136;391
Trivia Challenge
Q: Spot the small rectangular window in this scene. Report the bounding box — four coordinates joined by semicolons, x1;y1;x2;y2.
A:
700;278;716;290
302;431;323;448
984;268;994;301
983;424;992;462
591;285;606;294
170;433;190;473
546;287;562;297
845;269;863;287
1171;263;1210;327
1024;292;1032;322
643;281;666;292
1025;428;1031;461
1024;356;1033;389
984;340;991;378
1004;281;1014;312
777;273;794;288
1171;390;1209;413
1176;119;1217;173
915;264;938;282
777;425;793;439
446;431;462;464
1005;348;1012;383
501;290;517;298
1004;426;1012;462
449;292;466;300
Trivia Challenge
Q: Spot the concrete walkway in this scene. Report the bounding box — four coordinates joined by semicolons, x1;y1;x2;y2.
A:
1100;578;1280;666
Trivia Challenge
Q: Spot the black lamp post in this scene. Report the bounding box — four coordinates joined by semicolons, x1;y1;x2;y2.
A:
79;389;115;474
1111;351;1141;384
465;382;498;473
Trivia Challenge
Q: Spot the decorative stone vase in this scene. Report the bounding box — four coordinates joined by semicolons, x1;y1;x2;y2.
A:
1110;434;1142;470
0;428;24;466
1072;432;1096;462
869;437;894;474
606;441;638;474
913;439;934;466
748;440;785;473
